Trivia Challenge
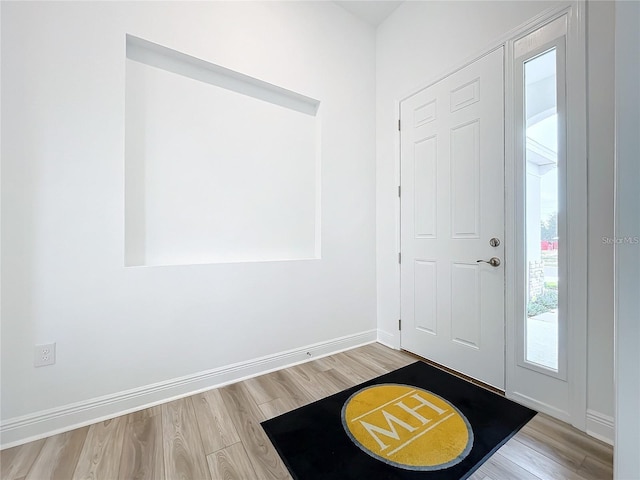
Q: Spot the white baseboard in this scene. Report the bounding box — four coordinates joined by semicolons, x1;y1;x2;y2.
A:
377;329;399;350
586;409;614;445
508;392;614;446
0;329;377;449
507;391;572;424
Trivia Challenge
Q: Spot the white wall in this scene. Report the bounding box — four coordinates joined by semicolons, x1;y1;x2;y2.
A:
585;0;616;435
1;1;376;445
614;1;640;477
376;0;615;436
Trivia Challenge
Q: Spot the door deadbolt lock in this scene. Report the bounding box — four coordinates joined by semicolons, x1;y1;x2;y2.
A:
489;237;500;247
477;257;501;267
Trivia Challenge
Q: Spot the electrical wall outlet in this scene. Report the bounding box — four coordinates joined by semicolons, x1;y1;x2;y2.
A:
34;343;56;367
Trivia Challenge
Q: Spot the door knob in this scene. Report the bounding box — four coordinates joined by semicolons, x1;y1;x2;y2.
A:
489;237;501;247
477;257;501;267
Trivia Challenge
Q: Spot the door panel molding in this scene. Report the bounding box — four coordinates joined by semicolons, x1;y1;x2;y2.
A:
400;47;505;390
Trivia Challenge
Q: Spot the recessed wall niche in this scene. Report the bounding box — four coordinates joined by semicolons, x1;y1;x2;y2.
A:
124;35;321;267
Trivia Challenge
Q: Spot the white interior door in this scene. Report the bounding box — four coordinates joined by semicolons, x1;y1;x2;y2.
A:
400;48;505;389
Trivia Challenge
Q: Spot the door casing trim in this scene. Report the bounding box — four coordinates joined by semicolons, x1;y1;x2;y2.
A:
393;1;587;431
504;2;587;432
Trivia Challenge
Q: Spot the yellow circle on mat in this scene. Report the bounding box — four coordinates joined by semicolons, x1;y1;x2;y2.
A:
341;384;473;471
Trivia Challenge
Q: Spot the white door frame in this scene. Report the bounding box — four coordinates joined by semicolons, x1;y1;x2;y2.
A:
394;2;586;429
504;3;587;430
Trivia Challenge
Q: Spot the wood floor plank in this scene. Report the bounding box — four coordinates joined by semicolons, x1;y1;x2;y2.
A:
0;344;614;480
576;454;613;480
243;376;279;406
367;343;416;368
298;356;332;374
72;418;126;480
118;414;165;480
468;466;497;480
1;439;46;480
25;427;89;480
313;353;344;372
162;397;211;480
497;438;582;480
526;413;613;466
333;351;384;379
355;344;415;372
262;370;315;409
127;405;163;424
341;348;391;375
317;368;356;391
206;442;258;480
285;364;335;401
316;354;372;383
515;423;587;470
258;396;300;421
219;382;290;479
306;370;345;397
191;389;241;454
478;451;542;480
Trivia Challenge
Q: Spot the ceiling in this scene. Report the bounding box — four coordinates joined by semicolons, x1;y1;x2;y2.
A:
334;1;404;27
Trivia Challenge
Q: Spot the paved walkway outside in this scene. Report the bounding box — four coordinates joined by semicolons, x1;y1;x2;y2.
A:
526;311;558;370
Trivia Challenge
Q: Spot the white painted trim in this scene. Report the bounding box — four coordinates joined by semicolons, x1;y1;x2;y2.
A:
565;0;588;433
504;18;519;433
504;1;588;433
0;330;377;449
509;391;571;424
586;409;614;446
394;98;402;351
376;329;398;350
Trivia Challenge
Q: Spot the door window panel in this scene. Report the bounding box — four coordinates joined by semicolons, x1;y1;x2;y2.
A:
524;49;560;372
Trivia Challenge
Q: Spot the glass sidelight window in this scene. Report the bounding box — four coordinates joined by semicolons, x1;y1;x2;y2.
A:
509;9;587;420
524;49;559;371
517;33;567;379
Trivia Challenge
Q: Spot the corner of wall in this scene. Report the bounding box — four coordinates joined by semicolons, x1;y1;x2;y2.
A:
377;329;399;350
585;409;614;445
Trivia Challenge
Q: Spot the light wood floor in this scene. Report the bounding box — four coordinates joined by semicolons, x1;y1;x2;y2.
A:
1;343;613;480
